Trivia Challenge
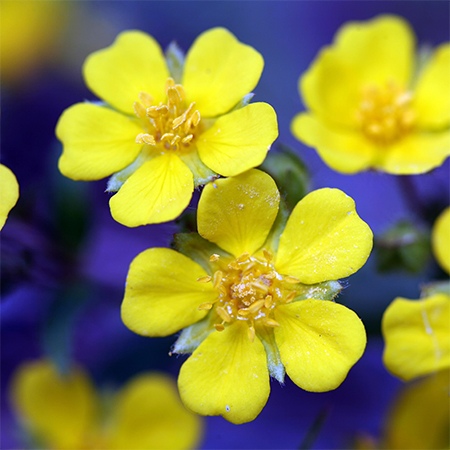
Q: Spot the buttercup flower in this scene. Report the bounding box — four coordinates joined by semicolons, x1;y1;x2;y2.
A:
292;15;450;174
56;28;278;226
382;207;450;381
11;359;203;450
0;163;19;230
122;169;373;423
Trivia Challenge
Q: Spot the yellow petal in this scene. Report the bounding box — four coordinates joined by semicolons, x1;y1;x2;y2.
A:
382;370;450;450
110;153;194;226
275;188;373;284
56;103;142;180
197;169;280;257
432;207;450;274
197;103;278;176
414;44;450;129
0;164;19;230
11;359;97;449
121;248;216;337
183;28;264;117
108;373;203;450
83;30;169;115
291;113;376;174
274;300;366;392
300;15;414;126
178;321;270;424
379;130;450;174
382;294;450;381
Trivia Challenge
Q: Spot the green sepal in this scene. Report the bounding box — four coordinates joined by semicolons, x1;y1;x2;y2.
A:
178;150;218;188
256;325;285;383
293;280;343;302
259;143;310;212
421;279;450;298
172;312;217;354
375;220;431;273
165;41;185;84
172;232;228;273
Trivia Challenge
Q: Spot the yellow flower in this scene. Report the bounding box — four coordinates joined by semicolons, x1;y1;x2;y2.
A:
432;206;450;274
292;15;450;174
122;169;373;423
0;163;19;230
56;28;278;226
0;0;69;85
382;207;450;381
381;370;450;450
11;359;203;450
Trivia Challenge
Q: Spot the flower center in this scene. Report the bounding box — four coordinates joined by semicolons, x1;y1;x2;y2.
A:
356;81;416;145
133;78;202;152
198;251;299;341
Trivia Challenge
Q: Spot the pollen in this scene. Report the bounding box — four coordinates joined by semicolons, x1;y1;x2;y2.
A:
356;81;416;145
133;78;202;153
197;250;300;339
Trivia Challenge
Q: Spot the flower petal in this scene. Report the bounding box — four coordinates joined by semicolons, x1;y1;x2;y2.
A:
56;103;142;180
107;373;203;450
414;44;450;129
178;321;270;424
0;164;19;230
122;248;216;337
274;300;366;392
183;28;264;117
197;169;280;257
291;113;376;174
379;130;450;174
275;188;373;284
432;207;450;275
11;360;97;449
83;31;169;114
382;294;450;381
197;103;278;176
109;153;194;226
300;15;414;126
382;370;450;450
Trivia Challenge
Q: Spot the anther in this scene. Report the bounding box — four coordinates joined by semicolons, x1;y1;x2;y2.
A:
214;323;225;332
247;299;265;315
197;276;212;283
213;271;223;288
263;318;280;328
198;302;213;310
209;254;220;262
285;292;297;303
138;91;153;107
136;133;156;145
216;306;232;322
264;295;273;309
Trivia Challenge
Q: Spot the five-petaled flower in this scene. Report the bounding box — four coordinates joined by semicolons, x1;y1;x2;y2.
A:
122;169;373;423
11;359;203;450
0;163;19;230
382;206;450;381
56;28;278;226
292;15;450;174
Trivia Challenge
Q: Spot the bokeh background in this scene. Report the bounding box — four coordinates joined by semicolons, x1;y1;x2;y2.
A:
1;1;449;449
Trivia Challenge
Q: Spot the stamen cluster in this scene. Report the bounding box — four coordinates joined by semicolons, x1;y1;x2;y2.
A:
356;81;416;144
134;78;201;152
198;251;300;341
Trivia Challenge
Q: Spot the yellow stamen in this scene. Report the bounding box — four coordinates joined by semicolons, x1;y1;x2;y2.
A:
197;276;212;283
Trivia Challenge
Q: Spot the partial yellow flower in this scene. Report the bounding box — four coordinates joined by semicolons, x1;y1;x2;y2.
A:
11;359;203;450
292;15;450;174
56;28;278;226
432;206;450;274
0;163;19;230
122;169;373;423
381;370;450;450
0;0;69;85
382;294;450;381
